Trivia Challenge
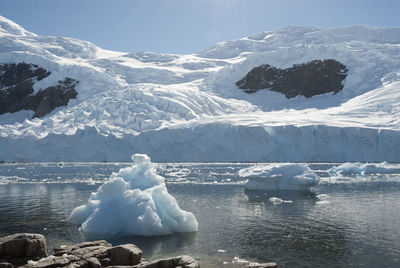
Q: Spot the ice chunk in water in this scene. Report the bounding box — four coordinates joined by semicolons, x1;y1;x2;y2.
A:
69;154;198;237
239;163;319;191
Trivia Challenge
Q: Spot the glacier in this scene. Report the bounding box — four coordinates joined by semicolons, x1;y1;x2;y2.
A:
1;15;400;162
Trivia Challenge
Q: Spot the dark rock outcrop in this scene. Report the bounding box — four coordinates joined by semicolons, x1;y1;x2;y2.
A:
1;233;280;268
107;244;142;266
0;62;78;118
236;59;348;98
130;255;200;268
0;233;201;268
31;77;78;118
0;233;48;266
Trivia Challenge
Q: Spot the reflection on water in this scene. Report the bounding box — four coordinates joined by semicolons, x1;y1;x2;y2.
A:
0;163;400;267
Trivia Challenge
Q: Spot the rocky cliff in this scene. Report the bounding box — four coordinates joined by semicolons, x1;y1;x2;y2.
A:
236;59;348;98
0;62;78;118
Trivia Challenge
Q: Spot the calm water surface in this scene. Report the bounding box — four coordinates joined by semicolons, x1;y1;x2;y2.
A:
0;163;400;268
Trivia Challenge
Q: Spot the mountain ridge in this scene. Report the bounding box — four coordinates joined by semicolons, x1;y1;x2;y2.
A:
0;15;399;162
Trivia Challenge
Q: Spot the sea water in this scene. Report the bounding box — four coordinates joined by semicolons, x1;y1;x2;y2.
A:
0;162;400;268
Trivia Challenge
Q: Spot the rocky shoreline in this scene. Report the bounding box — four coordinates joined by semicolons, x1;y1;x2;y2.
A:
0;233;278;268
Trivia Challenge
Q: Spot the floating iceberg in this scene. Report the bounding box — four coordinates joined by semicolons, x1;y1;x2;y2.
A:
328;162;400;176
69;154;198;237
239;163;319;191
269;197;293;205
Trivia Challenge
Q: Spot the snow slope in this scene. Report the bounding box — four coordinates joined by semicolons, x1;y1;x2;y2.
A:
1;16;400;162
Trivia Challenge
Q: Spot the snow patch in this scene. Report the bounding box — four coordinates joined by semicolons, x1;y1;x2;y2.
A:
69;154;198;237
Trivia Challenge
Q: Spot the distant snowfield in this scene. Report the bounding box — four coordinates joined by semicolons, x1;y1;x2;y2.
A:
1;16;400;162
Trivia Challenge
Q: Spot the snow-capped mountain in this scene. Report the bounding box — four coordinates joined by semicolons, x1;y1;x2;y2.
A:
1;15;399;162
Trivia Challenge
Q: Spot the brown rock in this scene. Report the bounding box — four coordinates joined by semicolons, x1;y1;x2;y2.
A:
107;245;143;266
1;234;201;268
54;241;111;257
99;257;112;267
86;257;102;268
23;256;73;268
132;255;199;268
0;233;48;259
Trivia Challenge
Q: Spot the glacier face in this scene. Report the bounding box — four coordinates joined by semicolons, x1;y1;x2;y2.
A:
0;16;400;162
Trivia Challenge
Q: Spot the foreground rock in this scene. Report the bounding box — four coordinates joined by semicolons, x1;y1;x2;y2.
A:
0;234;200;268
129;255;199;268
0;233;48;266
0;233;278;267
236;59;347;98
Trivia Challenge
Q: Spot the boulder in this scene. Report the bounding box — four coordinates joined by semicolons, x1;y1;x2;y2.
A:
0;234;201;268
236;59;347;98
23;241;143;268
107;244;143;266
0;233;48;259
53;241;111;258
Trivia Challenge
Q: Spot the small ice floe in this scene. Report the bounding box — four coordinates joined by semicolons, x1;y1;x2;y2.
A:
316;194;330;205
223;256;275;267
269;197;293;205
328;162;400;176
57;162;65;168
239;163;319;191
69;154;198;237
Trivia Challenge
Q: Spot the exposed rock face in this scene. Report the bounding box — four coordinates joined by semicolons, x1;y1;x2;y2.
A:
32;77;78;118
107;244;142;266
0;233;201;268
0;62;78;118
24;241;199;268
0;233;48;266
50;240;113;267
130;255;200;268
236;59;348;98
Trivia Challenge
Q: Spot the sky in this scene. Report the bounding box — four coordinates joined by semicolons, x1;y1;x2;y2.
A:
0;0;399;54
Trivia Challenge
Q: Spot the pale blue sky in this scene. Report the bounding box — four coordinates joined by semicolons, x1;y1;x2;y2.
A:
1;0;399;54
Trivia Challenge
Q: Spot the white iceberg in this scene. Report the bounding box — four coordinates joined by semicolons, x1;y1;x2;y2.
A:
328;162;400;176
269;197;293;205
239;163;319;191
69;154;198;237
